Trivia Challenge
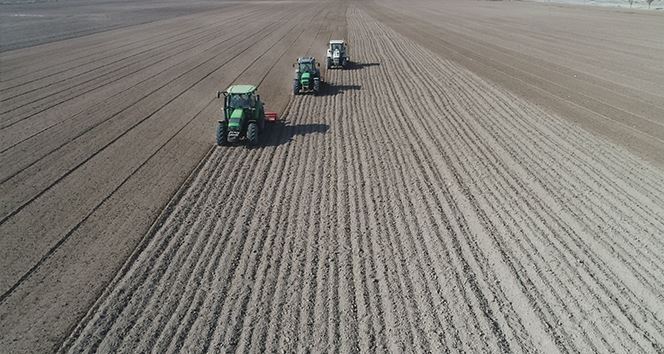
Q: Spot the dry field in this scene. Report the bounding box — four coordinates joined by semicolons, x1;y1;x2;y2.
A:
1;0;663;352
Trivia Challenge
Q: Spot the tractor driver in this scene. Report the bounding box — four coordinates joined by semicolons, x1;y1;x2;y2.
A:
299;62;314;73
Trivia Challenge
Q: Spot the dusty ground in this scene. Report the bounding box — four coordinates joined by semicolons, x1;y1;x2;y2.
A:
0;0;241;51
1;0;664;352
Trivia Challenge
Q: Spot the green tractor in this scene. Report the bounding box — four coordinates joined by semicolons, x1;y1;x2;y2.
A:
215;85;277;146
293;57;322;95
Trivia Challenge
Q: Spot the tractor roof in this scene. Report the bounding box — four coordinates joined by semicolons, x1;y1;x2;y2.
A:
227;84;256;94
298;56;316;63
329;40;345;44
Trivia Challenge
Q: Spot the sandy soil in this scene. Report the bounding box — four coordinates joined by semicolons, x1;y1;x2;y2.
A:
366;0;664;166
1;0;663;352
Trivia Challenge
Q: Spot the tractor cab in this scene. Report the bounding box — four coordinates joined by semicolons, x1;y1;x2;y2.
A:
297;57;317;73
221;85;259;114
330;42;345;54
228;92;254;109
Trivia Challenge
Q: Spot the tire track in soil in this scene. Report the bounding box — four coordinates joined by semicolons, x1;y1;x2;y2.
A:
450;75;664;297
0;4;316;301
0;22;208;92
148;22;325;352
0;6;297;214
388;5;664;111
364;2;664;168
0;9;285;196
358;6;664;352
345;59;439;352
0;3;249;85
404;26;664;348
349;21;505;352
166;23;326;348
197;11;334;353
225;12;342;353
0;8;277;164
0;8;273;162
61;4;664;353
366;10;660;352
0;17;229;106
0;7;272;129
60;4;333;352
347;12;522;353
0;7;255;98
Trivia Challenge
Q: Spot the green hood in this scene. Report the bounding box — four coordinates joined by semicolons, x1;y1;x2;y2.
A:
229;108;244;130
300;71;311;84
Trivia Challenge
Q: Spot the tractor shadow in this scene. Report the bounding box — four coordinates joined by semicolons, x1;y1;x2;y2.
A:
258;120;329;147
344;61;381;71
317;83;362;97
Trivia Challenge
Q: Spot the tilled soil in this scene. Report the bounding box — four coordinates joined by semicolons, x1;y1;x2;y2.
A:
366;0;664;166
60;6;664;353
1;0;664;352
0;1;344;351
0;0;240;51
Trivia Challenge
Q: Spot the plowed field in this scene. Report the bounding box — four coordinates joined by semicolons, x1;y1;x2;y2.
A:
1;0;663;352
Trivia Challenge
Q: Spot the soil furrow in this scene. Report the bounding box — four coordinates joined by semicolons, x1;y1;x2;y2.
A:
4;0;664;352
0;10;270;128
0;8;303;279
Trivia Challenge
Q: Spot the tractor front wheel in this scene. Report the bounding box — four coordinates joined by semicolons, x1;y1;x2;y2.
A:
216;123;227;146
247;122;258;146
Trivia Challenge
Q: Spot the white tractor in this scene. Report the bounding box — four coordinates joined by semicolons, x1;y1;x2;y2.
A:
326;40;350;69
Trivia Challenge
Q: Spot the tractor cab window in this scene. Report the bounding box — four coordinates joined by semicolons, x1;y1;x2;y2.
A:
229;93;251;108
331;43;343;52
299;62;314;72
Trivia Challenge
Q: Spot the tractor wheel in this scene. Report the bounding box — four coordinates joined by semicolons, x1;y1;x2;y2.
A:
216;123;227;146
326;58;332;70
313;79;321;95
292;80;299;95
247;122;258;146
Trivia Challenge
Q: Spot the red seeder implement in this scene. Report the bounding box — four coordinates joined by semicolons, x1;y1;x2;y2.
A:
265;111;278;123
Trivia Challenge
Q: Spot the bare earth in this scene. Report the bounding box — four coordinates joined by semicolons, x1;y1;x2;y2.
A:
1;0;663;352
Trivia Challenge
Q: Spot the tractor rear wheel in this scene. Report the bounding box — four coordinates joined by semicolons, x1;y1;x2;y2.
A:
247;122;258;146
293;80;299;95
216;123;227;146
313;79;321;95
